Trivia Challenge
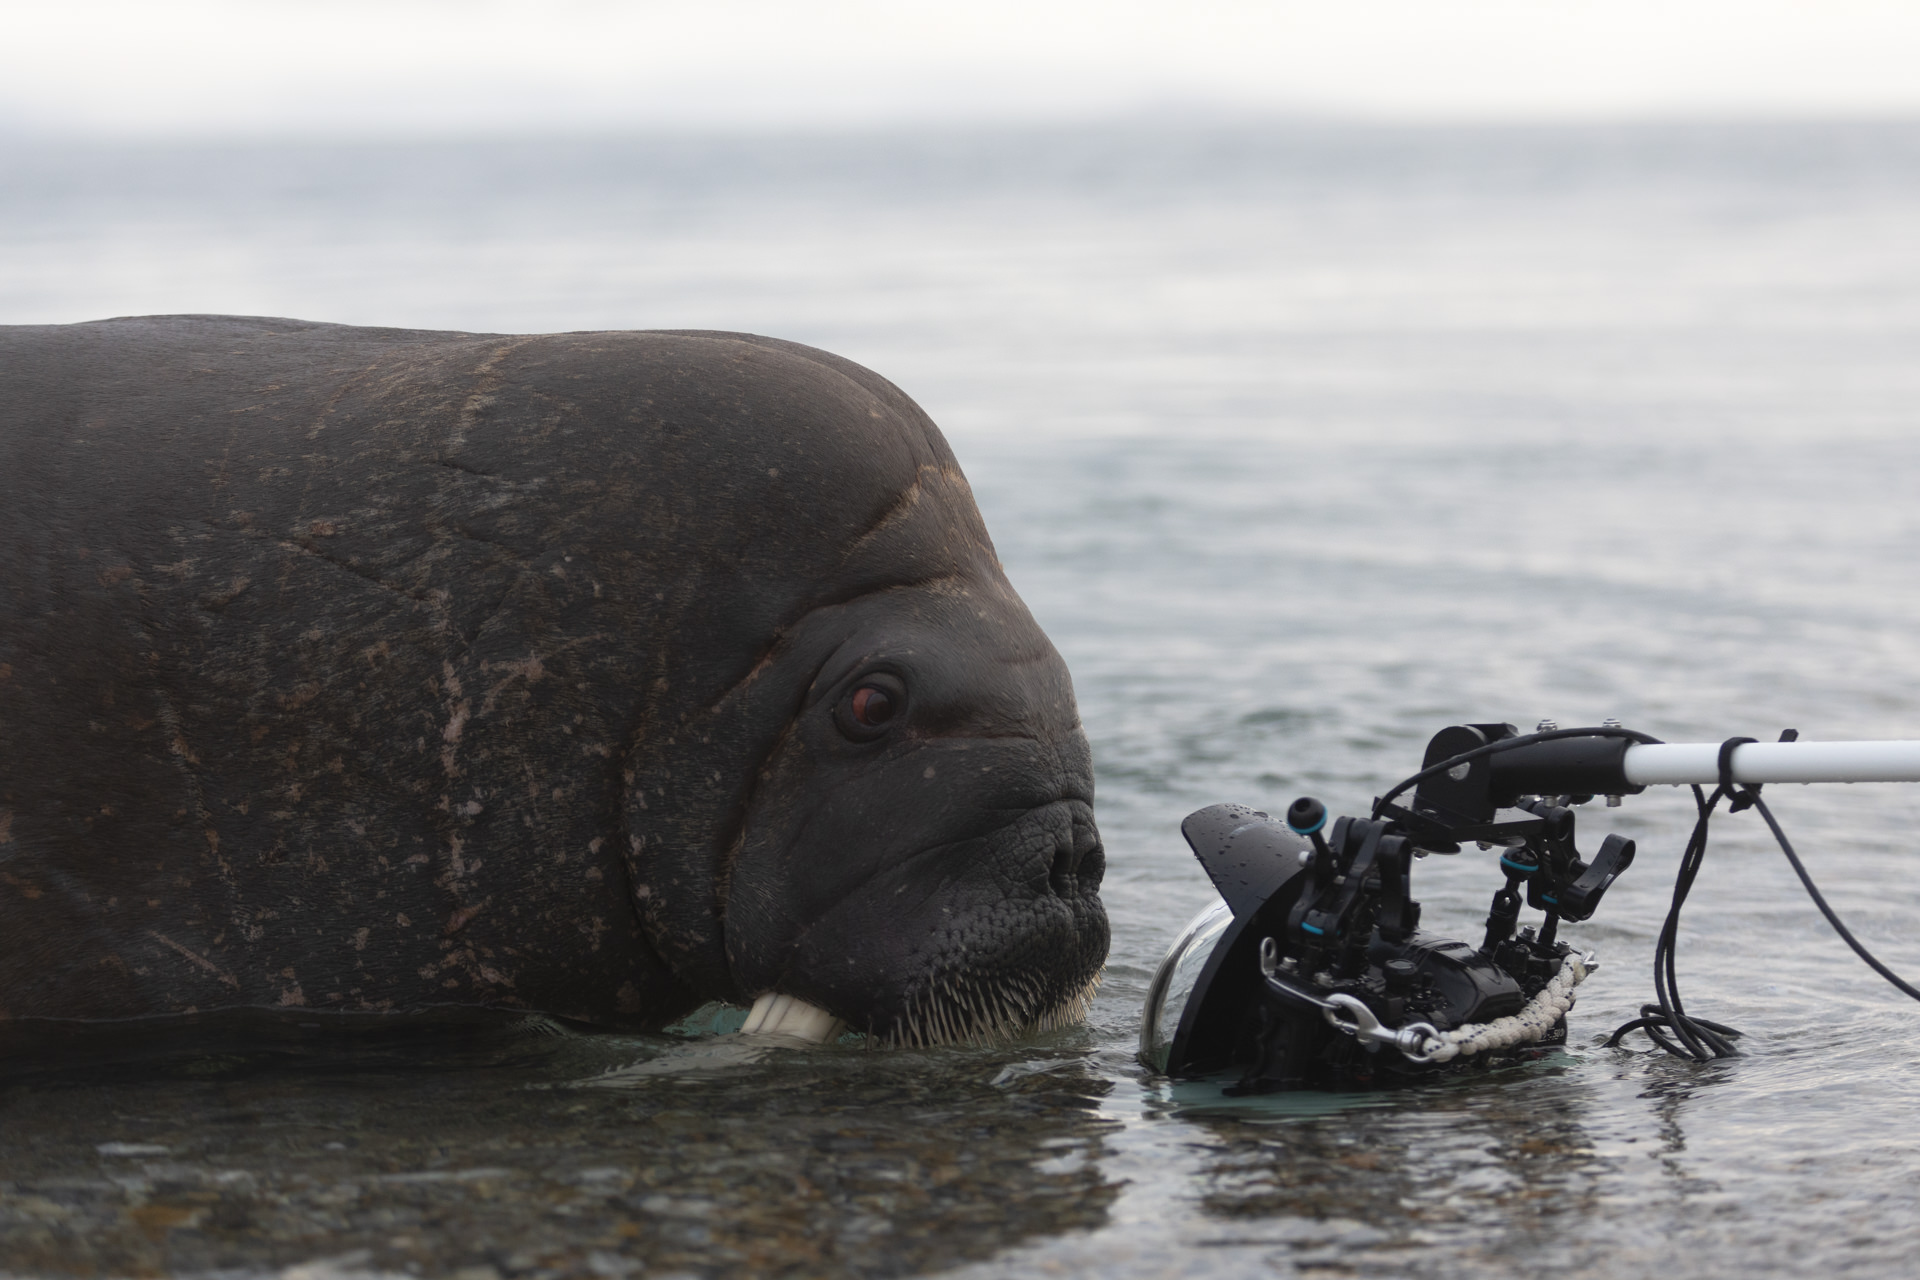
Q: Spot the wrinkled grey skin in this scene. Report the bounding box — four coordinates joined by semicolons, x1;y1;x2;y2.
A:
0;316;1107;1049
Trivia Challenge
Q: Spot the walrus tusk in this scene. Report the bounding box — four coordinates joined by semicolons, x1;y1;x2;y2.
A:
739;993;846;1044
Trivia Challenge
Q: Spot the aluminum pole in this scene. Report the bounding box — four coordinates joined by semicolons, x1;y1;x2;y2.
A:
1622;740;1920;787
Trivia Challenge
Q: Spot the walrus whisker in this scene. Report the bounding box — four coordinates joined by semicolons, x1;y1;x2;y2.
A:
872;964;1103;1048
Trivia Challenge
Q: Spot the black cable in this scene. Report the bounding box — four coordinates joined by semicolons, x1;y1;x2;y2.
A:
1749;791;1920;1003
1610;735;1920;1060
1607;782;1742;1059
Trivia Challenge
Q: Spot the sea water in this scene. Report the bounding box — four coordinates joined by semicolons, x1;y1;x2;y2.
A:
4;120;1920;1278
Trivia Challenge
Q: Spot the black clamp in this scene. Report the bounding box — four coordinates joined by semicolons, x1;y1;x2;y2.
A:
1719;730;1798;812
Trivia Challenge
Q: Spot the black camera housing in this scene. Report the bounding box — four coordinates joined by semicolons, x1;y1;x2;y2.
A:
1156;724;1639;1092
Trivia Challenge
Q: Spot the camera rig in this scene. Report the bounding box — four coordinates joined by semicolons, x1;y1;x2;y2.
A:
1141;722;1920;1093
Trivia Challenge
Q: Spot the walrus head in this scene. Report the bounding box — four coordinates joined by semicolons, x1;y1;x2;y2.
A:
619;337;1108;1045
720;559;1106;1046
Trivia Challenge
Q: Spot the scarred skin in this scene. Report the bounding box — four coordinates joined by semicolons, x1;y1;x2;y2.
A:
0;316;1107;1048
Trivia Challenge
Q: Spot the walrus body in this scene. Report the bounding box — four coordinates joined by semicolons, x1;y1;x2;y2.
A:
0;316;1106;1047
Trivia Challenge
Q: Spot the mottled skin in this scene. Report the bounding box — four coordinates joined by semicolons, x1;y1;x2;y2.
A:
0;316;1107;1047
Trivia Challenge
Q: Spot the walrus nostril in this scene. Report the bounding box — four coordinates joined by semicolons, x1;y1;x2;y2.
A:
1049;836;1077;897
1049;819;1104;897
1077;840;1106;893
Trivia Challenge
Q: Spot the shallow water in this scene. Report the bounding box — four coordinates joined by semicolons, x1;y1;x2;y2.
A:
5;120;1920;1277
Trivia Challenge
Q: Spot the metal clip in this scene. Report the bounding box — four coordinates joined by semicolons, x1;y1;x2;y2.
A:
1322;995;1442;1063
1259;938;1442;1064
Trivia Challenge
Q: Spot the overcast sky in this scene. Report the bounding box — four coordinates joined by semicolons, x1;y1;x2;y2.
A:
6;0;1920;137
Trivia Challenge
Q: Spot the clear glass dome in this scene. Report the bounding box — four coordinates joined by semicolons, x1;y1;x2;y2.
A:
1138;897;1232;1074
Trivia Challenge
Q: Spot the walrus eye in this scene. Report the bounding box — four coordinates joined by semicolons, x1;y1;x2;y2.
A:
852;686;893;724
836;674;906;741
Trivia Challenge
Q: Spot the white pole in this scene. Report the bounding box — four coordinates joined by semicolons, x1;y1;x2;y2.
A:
1622;741;1920;787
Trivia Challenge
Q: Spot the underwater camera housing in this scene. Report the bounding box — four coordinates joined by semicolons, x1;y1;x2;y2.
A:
1141;722;1641;1092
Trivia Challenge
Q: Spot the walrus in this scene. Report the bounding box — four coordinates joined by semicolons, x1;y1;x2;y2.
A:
0;316;1107;1051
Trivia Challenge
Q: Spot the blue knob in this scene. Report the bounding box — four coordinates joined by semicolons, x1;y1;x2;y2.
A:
1286;797;1327;836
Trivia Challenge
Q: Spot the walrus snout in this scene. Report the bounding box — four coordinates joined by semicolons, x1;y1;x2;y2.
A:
736;799;1106;1047
722;785;1109;1047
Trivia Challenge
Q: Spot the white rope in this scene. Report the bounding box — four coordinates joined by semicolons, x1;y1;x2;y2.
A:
1418;955;1589;1065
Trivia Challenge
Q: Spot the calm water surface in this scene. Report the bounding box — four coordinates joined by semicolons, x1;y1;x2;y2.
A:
4;121;1920;1278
